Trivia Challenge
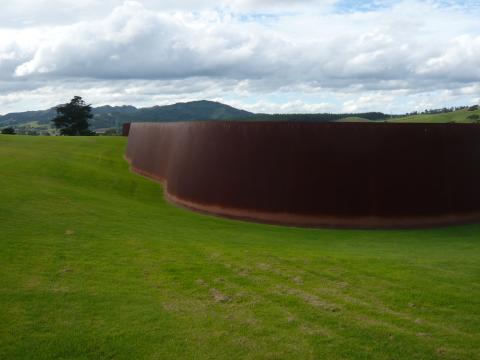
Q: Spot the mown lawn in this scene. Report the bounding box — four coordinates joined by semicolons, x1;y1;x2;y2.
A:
0;135;479;360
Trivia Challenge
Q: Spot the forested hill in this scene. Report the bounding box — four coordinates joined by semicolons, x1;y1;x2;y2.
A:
1;100;478;134
0;100;392;133
0;100;255;131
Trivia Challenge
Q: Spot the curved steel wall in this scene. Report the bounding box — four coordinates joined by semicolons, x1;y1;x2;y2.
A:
125;121;480;228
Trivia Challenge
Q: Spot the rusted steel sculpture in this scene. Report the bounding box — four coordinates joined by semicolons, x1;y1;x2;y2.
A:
125;121;480;228
122;122;131;137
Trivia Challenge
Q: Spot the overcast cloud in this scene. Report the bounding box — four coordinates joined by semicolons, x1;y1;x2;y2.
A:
0;0;479;114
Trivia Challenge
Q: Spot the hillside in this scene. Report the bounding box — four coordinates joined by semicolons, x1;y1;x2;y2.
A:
390;108;480;123
1;135;479;359
1;101;479;135
0;100;255;132
336;108;480;123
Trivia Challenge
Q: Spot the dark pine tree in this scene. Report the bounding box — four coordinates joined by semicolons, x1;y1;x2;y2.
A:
52;96;95;136
1;127;15;135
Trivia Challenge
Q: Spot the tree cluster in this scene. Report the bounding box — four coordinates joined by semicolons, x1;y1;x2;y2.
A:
52;96;95;136
1;127;15;135
405;105;479;116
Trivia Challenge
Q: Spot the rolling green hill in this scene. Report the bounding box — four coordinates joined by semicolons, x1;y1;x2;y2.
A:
1;135;479;359
336;108;480;123
391;108;480;123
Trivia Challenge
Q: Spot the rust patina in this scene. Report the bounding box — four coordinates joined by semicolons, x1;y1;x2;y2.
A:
125;121;480;228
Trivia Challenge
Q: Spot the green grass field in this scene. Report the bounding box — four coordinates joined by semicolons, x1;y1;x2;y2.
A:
391;108;480;123
337;108;480;123
1;135;479;359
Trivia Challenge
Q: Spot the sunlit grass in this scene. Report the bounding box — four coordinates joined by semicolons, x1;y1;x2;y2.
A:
1;135;479;359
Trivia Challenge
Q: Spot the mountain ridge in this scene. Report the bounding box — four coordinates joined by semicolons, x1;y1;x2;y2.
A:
0;100;255;131
1;100;478;134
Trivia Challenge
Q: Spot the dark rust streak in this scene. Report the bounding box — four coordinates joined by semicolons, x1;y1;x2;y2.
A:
122;122;131;137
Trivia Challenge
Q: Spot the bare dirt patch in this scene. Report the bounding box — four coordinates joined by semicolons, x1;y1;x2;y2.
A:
210;288;231;303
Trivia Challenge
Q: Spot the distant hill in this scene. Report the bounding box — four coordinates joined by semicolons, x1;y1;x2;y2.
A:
1;100;478;134
335;107;480;124
0;108;58;127
0;100;255;132
337;105;480;124
389;107;480;123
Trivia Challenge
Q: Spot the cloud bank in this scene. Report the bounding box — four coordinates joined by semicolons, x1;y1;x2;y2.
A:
0;0;479;114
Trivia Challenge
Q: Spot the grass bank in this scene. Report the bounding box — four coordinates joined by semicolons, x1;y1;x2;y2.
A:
0;135;479;359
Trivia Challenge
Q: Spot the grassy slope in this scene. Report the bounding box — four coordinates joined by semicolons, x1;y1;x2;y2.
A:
337;108;480;123
1;135;479;360
392;108;480;123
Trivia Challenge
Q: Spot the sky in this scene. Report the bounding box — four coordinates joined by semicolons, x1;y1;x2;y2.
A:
0;0;479;115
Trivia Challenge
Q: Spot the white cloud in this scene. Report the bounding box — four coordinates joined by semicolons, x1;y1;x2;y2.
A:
0;0;479;114
416;35;480;81
227;99;334;114
0;0;338;27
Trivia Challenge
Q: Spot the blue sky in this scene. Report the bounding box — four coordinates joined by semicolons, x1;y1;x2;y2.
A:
0;0;479;114
334;0;392;12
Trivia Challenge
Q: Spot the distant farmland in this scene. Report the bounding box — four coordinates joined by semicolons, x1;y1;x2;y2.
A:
336;107;480;123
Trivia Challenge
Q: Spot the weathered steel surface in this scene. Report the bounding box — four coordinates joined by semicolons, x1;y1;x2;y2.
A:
125;121;480;228
122;123;131;137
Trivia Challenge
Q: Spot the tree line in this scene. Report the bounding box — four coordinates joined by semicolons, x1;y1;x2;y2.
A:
405;105;479;116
